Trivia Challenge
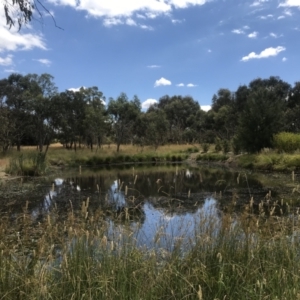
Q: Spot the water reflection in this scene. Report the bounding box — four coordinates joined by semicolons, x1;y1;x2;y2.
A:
4;164;283;250
131;198;218;250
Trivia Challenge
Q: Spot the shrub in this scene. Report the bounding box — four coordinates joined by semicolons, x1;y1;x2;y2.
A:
6;153;47;176
214;138;222;152
231;136;241;155
222;140;230;154
273;132;300;153
124;155;132;162
105;157;111;164
201;143;210;153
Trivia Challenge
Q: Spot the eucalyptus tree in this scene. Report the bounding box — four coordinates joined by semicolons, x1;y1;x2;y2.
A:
107;93;141;152
3;0;59;30
145;109;169;149
157;95;200;143
50;90;86;150
80;87;108;150
0;73;39;150
284;82;300;132
25;73;58;153
287;82;300;109
211;88;233;112
236;87;284;153
248;76;291;102
0;94;14;152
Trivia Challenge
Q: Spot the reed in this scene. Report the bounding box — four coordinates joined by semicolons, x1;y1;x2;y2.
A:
0;185;299;299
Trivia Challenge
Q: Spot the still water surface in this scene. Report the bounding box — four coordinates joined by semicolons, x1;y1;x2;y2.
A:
1;164;294;250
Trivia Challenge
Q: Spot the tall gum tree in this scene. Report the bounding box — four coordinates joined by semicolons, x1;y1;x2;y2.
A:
26;73;58;153
107;93;141;152
236;87;284;153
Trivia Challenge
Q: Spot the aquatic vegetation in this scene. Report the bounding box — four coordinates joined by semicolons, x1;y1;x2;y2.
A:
6;152;47;176
0;171;300;299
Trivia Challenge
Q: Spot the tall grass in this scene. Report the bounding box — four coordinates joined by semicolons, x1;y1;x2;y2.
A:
0;192;299;299
5;152;47;176
274;132;300;153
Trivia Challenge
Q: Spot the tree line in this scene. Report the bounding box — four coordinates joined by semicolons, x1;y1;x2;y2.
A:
0;73;299;154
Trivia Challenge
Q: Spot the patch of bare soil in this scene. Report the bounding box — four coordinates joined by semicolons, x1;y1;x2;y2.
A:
0;158;9;178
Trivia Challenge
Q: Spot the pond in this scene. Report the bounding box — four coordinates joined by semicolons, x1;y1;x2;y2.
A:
1;163;297;252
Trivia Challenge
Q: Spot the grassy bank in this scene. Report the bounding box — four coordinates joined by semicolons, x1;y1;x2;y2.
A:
4;143;300;175
0;195;299;299
236;151;300;171
3;143;196;175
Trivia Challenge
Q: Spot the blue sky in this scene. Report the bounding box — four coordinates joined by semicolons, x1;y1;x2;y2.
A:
1;0;300;111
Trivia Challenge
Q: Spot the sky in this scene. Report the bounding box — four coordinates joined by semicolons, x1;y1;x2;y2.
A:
1;0;300;111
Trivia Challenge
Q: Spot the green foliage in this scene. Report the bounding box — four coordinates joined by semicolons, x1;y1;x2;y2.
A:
221;139;230;154
236;88;284;153
196;153;229;162
273;132;300;153
231;136;242;155
107;93;141;152
186;147;199;153
6;152;47;176
1;73;299;157
201;143;210;153
214;138;222;152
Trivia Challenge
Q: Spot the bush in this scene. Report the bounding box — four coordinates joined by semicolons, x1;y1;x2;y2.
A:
105;157;111;164
196;153;229;162
201;143;210;153
232;137;241;155
273;132;300;153
215;138;222;152
6;152;47;176
222;140;230;154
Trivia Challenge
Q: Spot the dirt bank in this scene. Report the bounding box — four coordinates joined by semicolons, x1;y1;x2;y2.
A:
0;158;8;179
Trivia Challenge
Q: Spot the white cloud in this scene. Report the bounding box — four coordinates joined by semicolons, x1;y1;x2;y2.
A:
126;18;137;26
140;24;154;30
278;15;285;19
172;18;185;23
251;0;269;7
282;57;287;62
47;0;210;27
269;32;283;38
0;28;46;53
279;0;300;8
136;13;146;19
241;46;286;61
68;86;86;92
284;9;293;15
154;77;171;87
201;105;211;111
232;29;244;34
142;98;158;110
146;12;159;19
103;18;123;27
147;65;161;68
248;31;258;38
33;58;52;66
4;68;18;73
0;54;13;66
187;83;197;87
259;14;273;19
0;8;46;53
176;83;185;87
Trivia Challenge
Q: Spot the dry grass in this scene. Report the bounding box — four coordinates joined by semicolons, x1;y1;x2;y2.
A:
0;157;9;173
0;196;299;299
0;169;300;299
